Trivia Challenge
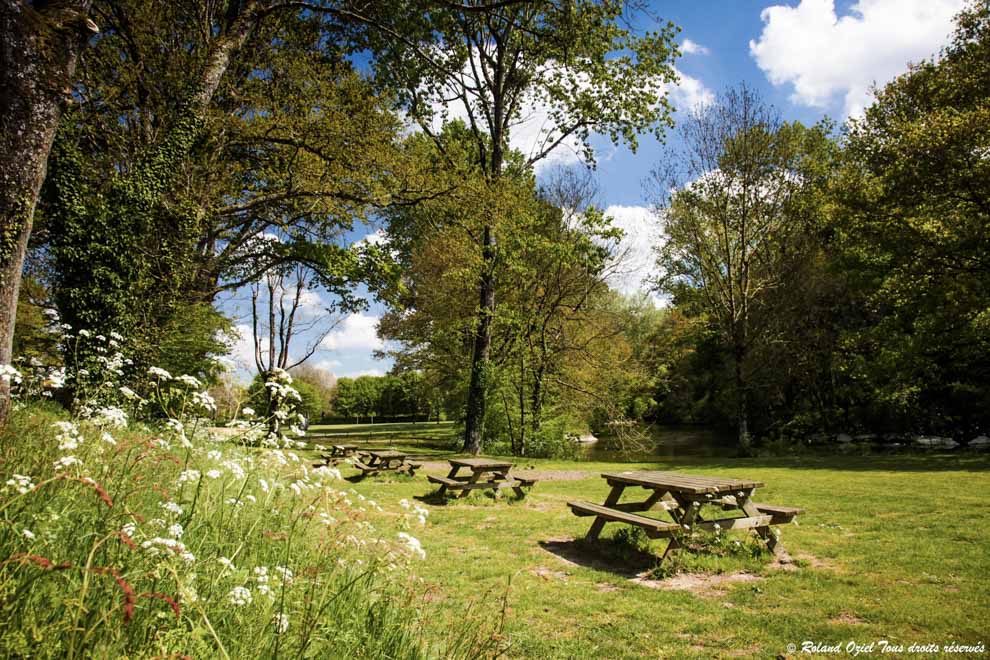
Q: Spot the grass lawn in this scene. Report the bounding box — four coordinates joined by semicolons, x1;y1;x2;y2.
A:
306;427;990;658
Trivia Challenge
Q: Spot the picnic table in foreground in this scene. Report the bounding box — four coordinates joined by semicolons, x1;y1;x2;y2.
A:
352;450;421;477
568;470;802;560
427;458;538;499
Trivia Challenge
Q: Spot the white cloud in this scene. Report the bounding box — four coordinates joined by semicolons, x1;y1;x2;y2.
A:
604;205;663;298
338;368;386;378
321;313;383;352
228;324;260;371
750;0;964;116
681;38;710;56
668;67;715;113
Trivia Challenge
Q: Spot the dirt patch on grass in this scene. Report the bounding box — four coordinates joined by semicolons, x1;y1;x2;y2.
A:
530;566;570;582
829;612;865;625
634;571;763;597
512;468;590;481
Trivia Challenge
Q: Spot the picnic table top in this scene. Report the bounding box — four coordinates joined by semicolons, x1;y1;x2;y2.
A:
449;457;514;470
602;470;765;494
367;450;407;459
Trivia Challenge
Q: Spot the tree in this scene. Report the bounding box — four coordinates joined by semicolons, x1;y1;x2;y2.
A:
372;1;680;453
651;85;833;451
0;0;97;424
37;2;410;393
830;0;990;433
250;266;340;422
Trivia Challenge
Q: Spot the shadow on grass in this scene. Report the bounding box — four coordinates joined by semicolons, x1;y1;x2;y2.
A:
416;487;529;507
537;536;661;578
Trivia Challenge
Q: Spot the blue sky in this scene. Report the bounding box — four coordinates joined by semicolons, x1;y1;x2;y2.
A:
222;0;966;383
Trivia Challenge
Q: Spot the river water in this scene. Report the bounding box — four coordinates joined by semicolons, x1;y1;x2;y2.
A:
577;425;736;462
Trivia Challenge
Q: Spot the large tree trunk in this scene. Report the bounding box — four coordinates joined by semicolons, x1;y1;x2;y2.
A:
462;224;496;454
733;342;752;455
0;0;94;426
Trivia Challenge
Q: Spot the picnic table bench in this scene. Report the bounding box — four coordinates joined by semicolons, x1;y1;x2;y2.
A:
568;470;803;560
313;444;362;468
427;458;537;499
352;450;421;477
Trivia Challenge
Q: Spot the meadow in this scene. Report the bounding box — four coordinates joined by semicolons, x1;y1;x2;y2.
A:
307;422;990;658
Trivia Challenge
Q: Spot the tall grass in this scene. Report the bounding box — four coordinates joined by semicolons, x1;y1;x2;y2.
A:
0;402;499;658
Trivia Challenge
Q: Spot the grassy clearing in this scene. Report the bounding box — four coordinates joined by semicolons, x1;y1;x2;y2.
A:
307;421;458;448
322;434;990;658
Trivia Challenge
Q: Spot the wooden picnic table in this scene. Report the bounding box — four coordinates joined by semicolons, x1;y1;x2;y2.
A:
568;470;803;560
427;458;537;498
352;450;421;477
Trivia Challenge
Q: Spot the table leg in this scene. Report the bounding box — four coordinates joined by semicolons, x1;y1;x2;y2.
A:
661;493;703;562
438;465;461;496
458;467;485;498
586;484;626;541
737;489;781;555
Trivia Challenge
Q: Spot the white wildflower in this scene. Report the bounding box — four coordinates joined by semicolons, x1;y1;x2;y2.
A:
240;407;255;417
168;523;184;538
148;366;172;380
272;613;289;634
206;469;222;479
53;455;83;471
178;469;201;484
100;431;117;445
5;473;35;494
398;532;426;560
0;364;22;385
176;374;201;388
161;501;183;516
22;529;35;540
228;586;252;606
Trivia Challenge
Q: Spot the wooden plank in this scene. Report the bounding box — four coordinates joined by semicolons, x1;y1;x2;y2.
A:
368;450;406;459
690;515;773;533
427;475;522;490
603;471;765;494
568;501;678;538
448;458;515;469
611;500;678;513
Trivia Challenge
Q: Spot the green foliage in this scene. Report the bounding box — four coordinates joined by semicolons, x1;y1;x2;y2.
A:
827;1;990;433
0;399;493;658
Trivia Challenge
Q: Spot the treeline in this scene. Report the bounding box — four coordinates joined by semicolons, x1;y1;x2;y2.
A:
330;372;441;424
379;3;990;452
620;4;990;446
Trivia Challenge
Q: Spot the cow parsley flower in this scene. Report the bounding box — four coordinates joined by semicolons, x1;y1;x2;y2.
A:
148;366;172;380
272;613;289;634
0;364;22;385
398;532;426;560
228;586;252;606
178;470;201;484
175;374;201;388
53;455;83;471
5;474;35;494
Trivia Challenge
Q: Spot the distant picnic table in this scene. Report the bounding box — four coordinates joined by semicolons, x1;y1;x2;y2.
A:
352;450;421;477
427;458;537;499
568;470;802;560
